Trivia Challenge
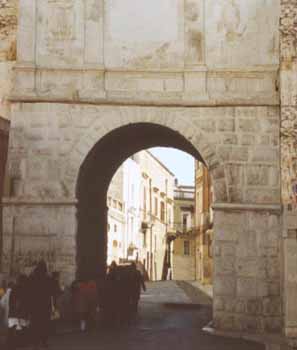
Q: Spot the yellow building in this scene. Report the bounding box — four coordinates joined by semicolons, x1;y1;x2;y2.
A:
107;150;175;281
171;185;196;281
138;151;175;281
195;161;213;285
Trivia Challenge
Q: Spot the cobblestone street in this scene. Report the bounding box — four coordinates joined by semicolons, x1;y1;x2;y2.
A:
48;281;264;350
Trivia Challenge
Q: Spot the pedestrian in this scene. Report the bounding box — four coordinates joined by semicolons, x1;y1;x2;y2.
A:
6;275;30;350
71;279;88;332
50;271;62;334
129;262;146;314
0;279;7;298
102;261;119;327
50;271;62;310
28;260;54;350
80;280;98;331
0;281;14;329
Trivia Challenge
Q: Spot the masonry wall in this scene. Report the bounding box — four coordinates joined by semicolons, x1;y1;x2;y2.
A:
280;0;297;339
3;0;283;335
3;104;282;330
0;0;17;120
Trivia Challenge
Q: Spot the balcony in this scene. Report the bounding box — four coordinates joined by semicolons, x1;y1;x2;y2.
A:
168;223;198;238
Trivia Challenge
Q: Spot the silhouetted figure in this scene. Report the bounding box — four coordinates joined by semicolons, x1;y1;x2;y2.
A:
50;271;62;334
6;275;30;350
29;260;54;350
50;271;62;310
0;281;13;329
129;262;146;314
102;261;120;327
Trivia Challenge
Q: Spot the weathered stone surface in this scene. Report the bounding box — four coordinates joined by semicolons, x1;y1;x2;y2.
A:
2;0;285;337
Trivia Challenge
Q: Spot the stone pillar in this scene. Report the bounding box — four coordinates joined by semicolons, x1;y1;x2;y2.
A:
2;200;77;286
13;0;37;96
184;0;208;100
17;0;36;65
213;204;282;333
82;0;106;99
84;0;104;67
280;0;297;339
76;198;108;281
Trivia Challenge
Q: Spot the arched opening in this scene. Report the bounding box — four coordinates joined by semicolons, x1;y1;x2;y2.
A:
76;123;205;281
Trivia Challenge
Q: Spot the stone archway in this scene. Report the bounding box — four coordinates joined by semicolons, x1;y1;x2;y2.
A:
3;103;282;334
65;107;227;202
73;118;225;280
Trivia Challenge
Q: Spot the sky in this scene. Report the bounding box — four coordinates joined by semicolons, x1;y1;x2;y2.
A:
149;147;195;186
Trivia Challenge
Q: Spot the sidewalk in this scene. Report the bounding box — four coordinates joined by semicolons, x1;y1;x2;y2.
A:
188;280;213;299
176;280;212;306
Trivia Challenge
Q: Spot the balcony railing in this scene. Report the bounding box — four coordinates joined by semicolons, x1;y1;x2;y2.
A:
168;223;198;236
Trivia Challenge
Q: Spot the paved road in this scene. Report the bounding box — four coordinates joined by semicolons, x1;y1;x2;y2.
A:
49;281;264;350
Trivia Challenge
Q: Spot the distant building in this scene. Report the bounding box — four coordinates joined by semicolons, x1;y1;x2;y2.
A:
122;156;142;262
171;184;196;281
106;166;126;265
107;150;175;281
138;151;175;281
195;161;213;285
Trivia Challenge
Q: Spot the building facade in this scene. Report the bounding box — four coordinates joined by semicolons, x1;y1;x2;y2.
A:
171;185;196;281
106;165;126;265
138;151;175;281
106;150;175;281
195;161;213;285
3;0;297;340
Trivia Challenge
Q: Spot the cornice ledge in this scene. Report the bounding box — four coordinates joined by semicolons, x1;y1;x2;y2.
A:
212;202;282;213
2;198;77;206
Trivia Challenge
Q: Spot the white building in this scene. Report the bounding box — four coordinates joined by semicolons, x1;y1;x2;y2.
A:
122;156;142;262
107;150;175;281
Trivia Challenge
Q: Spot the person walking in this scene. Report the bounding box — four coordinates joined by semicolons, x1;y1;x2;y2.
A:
103;261;119;327
0;281;13;329
28;260;54;350
6;275;30;350
129;262;146;314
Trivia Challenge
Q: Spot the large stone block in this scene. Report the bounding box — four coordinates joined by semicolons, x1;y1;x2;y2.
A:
237;278;258;298
214;276;236;297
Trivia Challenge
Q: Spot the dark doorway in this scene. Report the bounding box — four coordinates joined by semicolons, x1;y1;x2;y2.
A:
76;123;204;280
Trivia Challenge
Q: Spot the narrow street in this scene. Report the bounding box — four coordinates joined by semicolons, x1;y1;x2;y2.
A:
49;281;264;350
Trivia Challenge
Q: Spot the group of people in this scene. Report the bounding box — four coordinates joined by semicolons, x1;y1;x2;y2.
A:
0;261;61;350
0;260;147;349
101;261;146;326
70;261;146;330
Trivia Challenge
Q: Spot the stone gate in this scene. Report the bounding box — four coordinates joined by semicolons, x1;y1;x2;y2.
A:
2;0;297;341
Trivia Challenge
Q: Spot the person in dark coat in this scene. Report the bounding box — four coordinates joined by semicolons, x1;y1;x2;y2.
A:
6;275;30;350
129;262;146;314
28;260;54;350
102;261;119;327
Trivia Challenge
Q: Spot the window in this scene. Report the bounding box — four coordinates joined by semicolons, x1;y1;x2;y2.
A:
143;188;147;219
167;208;171;225
113;240;118;248
154;197;158;217
143;230;147;248
182;214;188;232
114;224;117;233
108;224;110;232
160;201;165;222
131;184;135;200
184;240;190;256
